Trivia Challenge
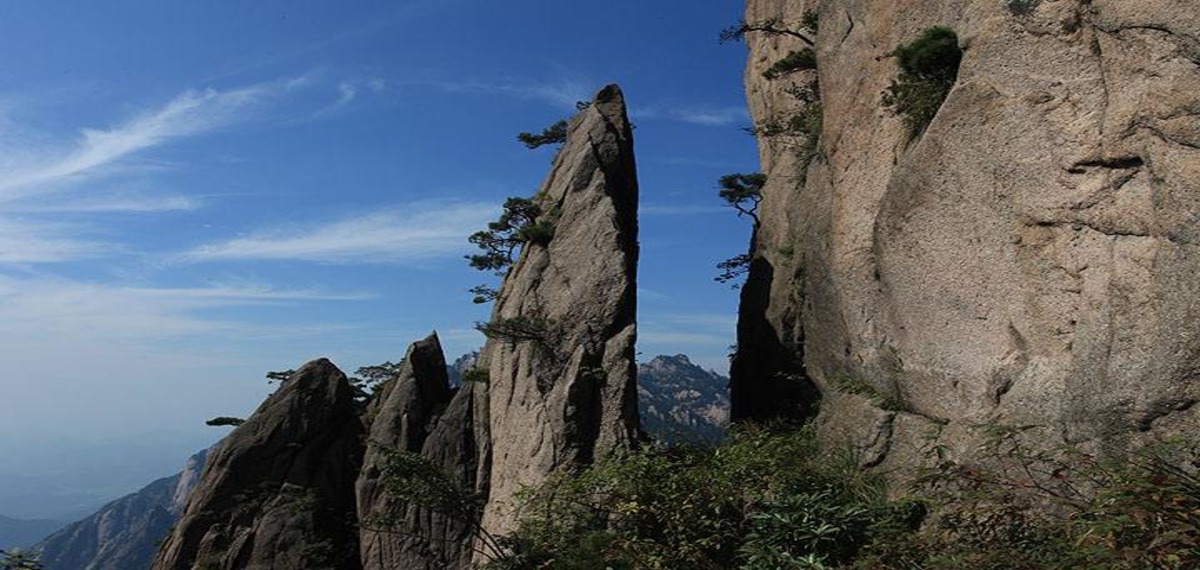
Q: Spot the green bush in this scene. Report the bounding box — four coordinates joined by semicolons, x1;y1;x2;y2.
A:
829;374;906;413
857;425;1200;569
461;366;489;384
763;49;817;80
478;423;1200;569
882;26;962;138
475;315;557;346
517;120;568;149
485;425;918;570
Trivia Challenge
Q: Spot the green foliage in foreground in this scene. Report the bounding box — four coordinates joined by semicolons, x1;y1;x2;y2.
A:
882;26;962;138
477;424;1200;570
0;550;43;570
485;425;921;570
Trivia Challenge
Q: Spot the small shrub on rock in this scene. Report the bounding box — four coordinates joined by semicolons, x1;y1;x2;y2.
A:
882;26;963;138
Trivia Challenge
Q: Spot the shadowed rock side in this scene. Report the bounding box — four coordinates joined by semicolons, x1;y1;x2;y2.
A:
734;0;1200;474
35;449;209;570
356;333;481;570
153;359;364;570
479;83;641;534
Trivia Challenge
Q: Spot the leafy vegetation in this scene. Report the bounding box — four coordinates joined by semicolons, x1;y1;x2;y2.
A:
746;79;823;163
475;315;557;346
482;425;919;569
349;361;402;402
366;446;507;561
517;120;569;149
715;173;766;287
205;416;245;427
461;366;490;384
882;26;963;138
720;10;819;45
763;49;817;80
829;374;906;413
265;369;295;385
467;197;552;275
715;253;754;286
0;550;42;570
476;424;1200;569
718;173;767;226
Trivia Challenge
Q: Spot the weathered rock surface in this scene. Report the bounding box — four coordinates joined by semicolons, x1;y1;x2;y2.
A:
35;449;208;570
734;0;1200;472
638;355;730;443
356;333;480;570
153;359;364;570
479;83;641;533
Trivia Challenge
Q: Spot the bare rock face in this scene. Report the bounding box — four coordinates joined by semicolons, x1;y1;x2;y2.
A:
735;0;1200;472
153;359;364;570
479;83;641;533
356;333;480;570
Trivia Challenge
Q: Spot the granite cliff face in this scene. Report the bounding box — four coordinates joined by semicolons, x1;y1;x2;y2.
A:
35;450;208;570
478;83;641;533
153;360;364;570
733;0;1200;472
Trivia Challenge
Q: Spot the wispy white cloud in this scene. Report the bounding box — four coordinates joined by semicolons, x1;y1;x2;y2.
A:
637;287;670;301
640;203;726;217
0;76;325;265
0;218;117;263
0;76;311;201
638;330;730;346
632;104;749;127
10;193;200;214
184;200;497;264
639;312;736;348
0;273;367;343
312;77;389;117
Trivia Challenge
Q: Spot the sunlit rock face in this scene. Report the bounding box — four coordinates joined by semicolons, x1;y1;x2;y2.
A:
478;83;641;535
734;0;1200;472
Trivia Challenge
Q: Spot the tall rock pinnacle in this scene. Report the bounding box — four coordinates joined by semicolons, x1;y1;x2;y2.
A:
153;360;364;570
479;83;641;533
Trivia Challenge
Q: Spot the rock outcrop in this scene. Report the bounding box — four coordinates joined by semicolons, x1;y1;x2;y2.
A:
356;333;481;570
479;83;641;533
152;84;641;569
35;449;208;570
638;355;730;443
733;0;1200;472
153;360;364;570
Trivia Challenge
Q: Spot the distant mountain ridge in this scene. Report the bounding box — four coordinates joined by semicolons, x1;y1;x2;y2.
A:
638;354;730;443
33;449;208;570
0;515;60;551
445;350;479;387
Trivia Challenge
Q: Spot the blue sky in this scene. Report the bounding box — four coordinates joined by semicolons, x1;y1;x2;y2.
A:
0;0;758;493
